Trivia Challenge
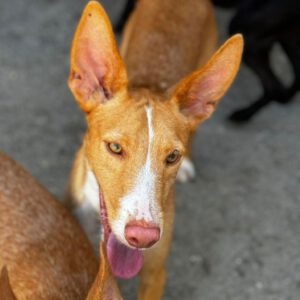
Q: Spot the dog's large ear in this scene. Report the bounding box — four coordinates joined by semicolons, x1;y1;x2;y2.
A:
69;1;128;113
172;34;243;128
0;267;17;300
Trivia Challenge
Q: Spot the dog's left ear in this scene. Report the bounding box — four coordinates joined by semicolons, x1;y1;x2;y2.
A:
69;1;128;113
172;34;243;128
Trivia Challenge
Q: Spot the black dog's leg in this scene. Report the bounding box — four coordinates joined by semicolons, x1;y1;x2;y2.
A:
227;0;295;122
229;39;287;122
212;0;239;8
115;0;137;33
280;40;300;102
229;96;271;122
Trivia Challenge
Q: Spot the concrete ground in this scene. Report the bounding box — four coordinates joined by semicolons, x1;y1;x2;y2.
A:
0;0;299;299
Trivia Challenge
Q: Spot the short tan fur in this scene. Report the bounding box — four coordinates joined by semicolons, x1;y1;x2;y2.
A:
0;152;122;299
67;2;243;299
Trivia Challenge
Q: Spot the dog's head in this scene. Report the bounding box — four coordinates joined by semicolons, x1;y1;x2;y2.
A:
69;1;243;273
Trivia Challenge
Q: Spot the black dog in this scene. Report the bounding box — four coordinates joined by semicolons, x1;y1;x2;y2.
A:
116;0;300;122
115;0;136;33
216;0;300;122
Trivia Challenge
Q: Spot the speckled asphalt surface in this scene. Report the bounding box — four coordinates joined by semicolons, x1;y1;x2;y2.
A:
0;1;300;299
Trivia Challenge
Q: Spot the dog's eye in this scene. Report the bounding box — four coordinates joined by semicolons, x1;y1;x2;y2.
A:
166;150;181;165
107;142;123;155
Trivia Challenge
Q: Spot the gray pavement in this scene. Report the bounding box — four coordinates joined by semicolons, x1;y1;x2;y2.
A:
0;1;300;299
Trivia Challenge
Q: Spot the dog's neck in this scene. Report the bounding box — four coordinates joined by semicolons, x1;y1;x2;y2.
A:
86;243;123;300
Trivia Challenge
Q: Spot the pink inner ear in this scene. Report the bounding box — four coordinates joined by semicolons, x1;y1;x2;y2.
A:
70;6;126;104
73;39;111;101
182;67;228;119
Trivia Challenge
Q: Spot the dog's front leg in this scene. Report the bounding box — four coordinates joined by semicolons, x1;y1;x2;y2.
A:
138;262;166;300
138;201;174;300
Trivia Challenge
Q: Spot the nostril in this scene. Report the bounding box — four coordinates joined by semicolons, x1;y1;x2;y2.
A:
146;239;157;248
129;237;139;246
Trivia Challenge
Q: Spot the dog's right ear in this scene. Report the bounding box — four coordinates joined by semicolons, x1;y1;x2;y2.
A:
172;34;243;128
0;267;17;300
69;1;128;113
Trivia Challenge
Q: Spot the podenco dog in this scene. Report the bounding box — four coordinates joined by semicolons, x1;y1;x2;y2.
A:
120;0;219;182
66;2;243;299
0;151;122;300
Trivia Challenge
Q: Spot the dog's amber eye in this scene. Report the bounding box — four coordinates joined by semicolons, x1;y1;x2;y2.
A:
107;143;123;155
166;150;181;165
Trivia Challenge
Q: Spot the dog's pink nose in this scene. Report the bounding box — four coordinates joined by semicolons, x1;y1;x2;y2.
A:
125;221;160;249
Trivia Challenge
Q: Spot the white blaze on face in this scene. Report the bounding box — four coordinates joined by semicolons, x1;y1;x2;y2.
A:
112;105;162;245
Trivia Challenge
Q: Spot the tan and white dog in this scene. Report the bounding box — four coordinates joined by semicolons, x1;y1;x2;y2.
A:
66;1;243;299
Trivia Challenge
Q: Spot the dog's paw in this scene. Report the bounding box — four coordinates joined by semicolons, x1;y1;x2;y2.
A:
177;157;196;182
229;108;254;122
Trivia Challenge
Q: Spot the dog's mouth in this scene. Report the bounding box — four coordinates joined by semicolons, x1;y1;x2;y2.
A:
99;191;144;279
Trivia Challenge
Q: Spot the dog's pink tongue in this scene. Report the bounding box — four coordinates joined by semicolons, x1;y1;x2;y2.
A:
107;233;144;279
